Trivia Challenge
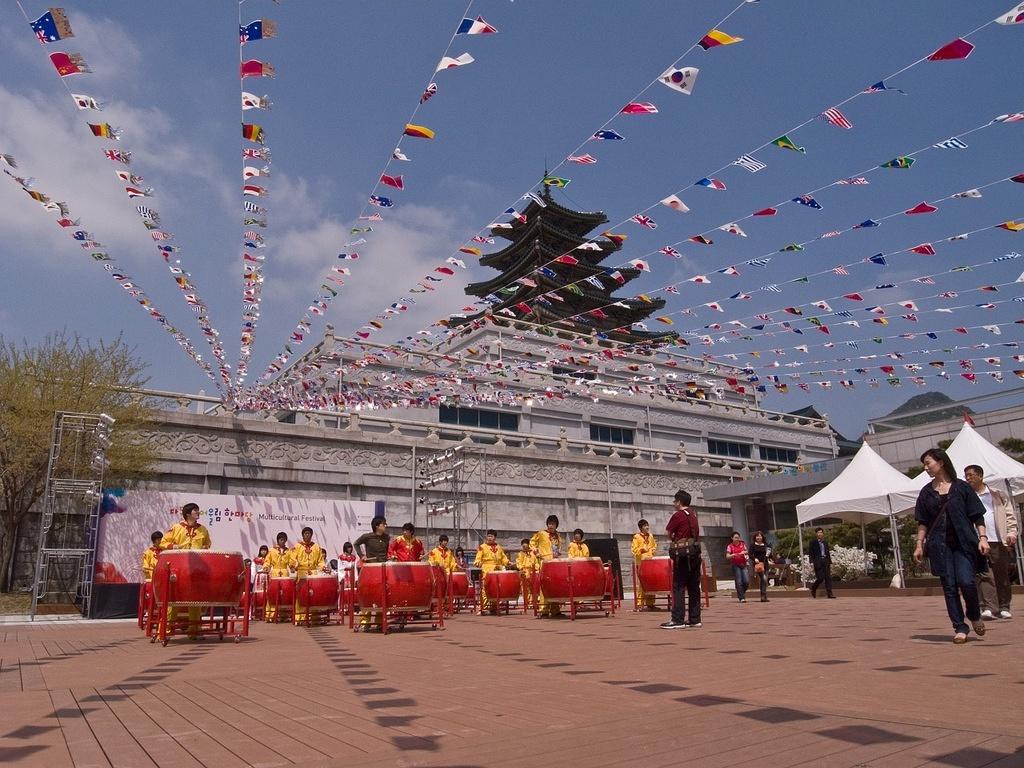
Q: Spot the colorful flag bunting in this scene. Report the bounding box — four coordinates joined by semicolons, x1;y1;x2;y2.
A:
928;38;975;61
71;93;101;110
456;15;498;34
821;107;853;129
543;176;571;187
436;53;474;72
88;123;120;140
734;154;766;173
696;177;726;190
699;29;743;49
905;201;937;215
837;177;869;185
660;195;689;213
772;135;806;153
630;214;657;229
658;66;699;95
420;83;437;104
242;123;265;144
240;19;277;42
592;130;625;141
753;207;777;216
404;123;435;139
911;243;936;255
934;137;968;149
242;92;271;110
880;156;914;169
792;195;822;209
659;246;681;257
620;102;658;114
368;195;393;207
719;223;747;237
690;235;713;245
380;174;404;190
864;80;906;94
568;154;597;164
240;60;275;78
49;51;89;76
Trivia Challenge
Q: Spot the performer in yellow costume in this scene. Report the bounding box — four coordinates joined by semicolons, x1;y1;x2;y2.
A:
262;531;291;621
290;526;327;623
429;534;458;573
529;515;563;617
568;528;590;558
631;518;658;609
474;529;510;614
160;503;211;637
141;531;164;581
515;538;538;611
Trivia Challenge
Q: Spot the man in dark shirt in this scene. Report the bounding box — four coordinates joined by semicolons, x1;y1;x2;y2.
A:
808;527;835;598
354;516;390;563
661;490;703;629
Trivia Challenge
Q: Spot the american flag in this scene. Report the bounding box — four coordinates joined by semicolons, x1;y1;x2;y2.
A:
820;230;842;239
733;154;766;173
630;214;657;229
832;265;849;275
821;107;853;129
567;154;597;164
836;177;869;185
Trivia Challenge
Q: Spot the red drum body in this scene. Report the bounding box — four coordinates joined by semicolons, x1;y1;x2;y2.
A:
358;562;435;612
267;577;295;605
484;570;521;600
638;557;673;594
152;550;245;606
449;571;470;597
252;573;268;611
298;574;339;611
431;565;448;599
540;558;606;601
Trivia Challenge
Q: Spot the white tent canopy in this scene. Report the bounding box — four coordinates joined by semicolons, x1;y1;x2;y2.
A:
796;441;921;525
941;422;1023;496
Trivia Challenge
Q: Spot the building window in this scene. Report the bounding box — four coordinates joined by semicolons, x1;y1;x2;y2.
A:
439;405;518;432
708;439;751;459
590;424;634;445
759;445;798;464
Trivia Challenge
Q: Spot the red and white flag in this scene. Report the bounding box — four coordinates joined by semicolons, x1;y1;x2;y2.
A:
620;102;658;114
567;154;597;164
821;107;853;129
380;173;404;190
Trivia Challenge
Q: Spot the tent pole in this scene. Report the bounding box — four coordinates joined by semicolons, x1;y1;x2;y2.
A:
861;521;868;575
798;522;805;589
886;496;904;588
1005;479;1024;586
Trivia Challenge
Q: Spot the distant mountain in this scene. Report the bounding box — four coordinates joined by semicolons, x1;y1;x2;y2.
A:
884;392;971;427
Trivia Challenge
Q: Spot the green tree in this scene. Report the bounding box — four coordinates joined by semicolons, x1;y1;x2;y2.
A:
0;332;157;591
998;437;1024;463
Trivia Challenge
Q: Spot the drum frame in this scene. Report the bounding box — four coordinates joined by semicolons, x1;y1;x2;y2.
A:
535;558;617;621
448;571;475;615
150;555;251;646
348;562;445;635
479;570;525;615
265;577;296;624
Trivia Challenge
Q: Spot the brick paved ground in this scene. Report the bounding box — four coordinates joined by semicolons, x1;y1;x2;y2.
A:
1;596;1022;768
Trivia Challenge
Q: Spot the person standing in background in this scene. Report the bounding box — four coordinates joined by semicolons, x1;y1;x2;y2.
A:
749;531;771;603
631;519;657;609
964;465;1017;620
726;532;749;603
660;490;702;630
808;528;835;599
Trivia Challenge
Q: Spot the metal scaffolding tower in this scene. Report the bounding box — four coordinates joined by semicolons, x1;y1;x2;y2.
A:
30;411;114;619
415;445;489;548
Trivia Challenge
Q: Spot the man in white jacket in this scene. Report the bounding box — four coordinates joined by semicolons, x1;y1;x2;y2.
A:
965;465;1019;619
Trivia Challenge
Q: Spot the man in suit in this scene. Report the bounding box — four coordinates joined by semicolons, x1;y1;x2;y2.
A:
809;527;835;598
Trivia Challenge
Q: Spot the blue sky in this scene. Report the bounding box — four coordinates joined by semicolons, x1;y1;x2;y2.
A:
1;0;1021;439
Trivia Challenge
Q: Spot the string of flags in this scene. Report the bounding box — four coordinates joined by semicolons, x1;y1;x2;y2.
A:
21;4;232;390
1;153;218;383
256;8;502;384
235;7;279;390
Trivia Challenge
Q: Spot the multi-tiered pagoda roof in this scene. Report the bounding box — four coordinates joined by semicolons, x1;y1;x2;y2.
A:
455;188;677;344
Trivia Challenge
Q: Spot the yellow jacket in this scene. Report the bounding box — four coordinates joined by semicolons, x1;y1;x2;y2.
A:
474;543;510;573
631;532;657;561
515;550;537;574
290;542;325;577
161;522;211;551
568;541;590;559
264;545;291;578
530;529;563;561
428;546;458;573
141;545;162;581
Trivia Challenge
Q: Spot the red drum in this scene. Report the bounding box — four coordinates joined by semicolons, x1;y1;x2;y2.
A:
252;573;268;612
298;574;339;611
483;570;521;601
358;562;435;612
152;550;245;606
637;556;673;595
267;577;295;606
449;571;470;597
431;565;448;600
540;558;606;602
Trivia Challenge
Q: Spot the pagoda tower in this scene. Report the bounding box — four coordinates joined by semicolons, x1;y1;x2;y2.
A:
456;187;677;344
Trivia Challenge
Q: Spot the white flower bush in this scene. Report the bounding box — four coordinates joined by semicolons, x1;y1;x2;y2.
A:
800;546;876;583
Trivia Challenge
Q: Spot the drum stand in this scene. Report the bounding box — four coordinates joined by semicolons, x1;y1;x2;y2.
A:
339;571;357;629
151;562;251;646
353;567;446;635
265;582;295;624
631;563;670;612
295;586;341;629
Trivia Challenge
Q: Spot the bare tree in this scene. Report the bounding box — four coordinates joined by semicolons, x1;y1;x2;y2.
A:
0;332;157;591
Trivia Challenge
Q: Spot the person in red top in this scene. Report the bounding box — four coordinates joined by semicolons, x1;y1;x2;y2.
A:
726;532;750;603
388;523;425;562
661;489;703;630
